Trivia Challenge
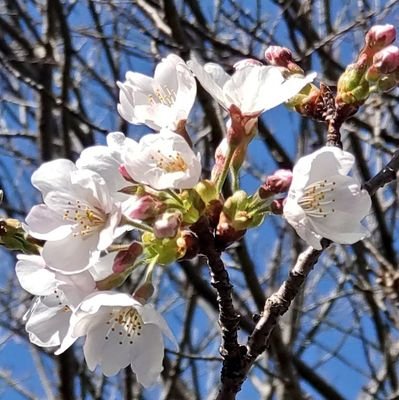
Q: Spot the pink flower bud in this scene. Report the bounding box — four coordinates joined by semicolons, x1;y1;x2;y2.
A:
154;211;182;238
127;195;163;220
233;58;263;70
365;24;396;50
264;46;304;74
265;46;293;66
373;45;399;74
112;242;143;273
259;169;293;198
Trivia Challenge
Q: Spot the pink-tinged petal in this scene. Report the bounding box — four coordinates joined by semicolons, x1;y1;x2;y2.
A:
16;255;56;296
31;159;75;197
25;204;72;240
42;232;100;273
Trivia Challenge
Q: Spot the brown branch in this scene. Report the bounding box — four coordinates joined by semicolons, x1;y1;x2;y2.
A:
363;150;399;196
191;217;244;400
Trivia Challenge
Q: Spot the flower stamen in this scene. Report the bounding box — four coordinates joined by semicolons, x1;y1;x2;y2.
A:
63;200;106;237
104;307;143;345
298;179;336;218
150;150;188;173
148;85;176;107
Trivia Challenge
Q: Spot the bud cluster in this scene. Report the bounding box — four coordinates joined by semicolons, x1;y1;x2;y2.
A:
337;24;398;105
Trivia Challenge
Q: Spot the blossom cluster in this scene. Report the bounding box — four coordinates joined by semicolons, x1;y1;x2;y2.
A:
14;43;376;386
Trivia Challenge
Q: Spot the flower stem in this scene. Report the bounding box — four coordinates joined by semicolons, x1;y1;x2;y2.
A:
124;217;153;233
215;145;235;193
231;168;240;192
165;188;184;205
144;256;158;284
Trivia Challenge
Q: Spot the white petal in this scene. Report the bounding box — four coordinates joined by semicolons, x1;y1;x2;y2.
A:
174;62;197;122
25;298;72;348
140;304;177;348
89;253;117;281
31;159;75;197
283;197;323;249
291;147;354;191
42;232;100;273
188;58;229;109
130;324;164;387
76;146;126;193
77;292;138;315
83;316;133;376
25;204;72;240
70;169;112;214
16;255;57;296
97;206;122;250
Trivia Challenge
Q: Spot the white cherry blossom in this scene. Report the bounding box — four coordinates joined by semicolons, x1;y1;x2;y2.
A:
188;57;316;115
76;131;138;195
16;254;95;349
117;54;196;131
25;160;122;272
283;146;371;249
57;291;176;386
123;129;201;190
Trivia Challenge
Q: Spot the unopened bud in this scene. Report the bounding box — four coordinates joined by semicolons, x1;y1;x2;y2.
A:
234;58;263;70
216;212;246;249
177;230;199;260
195;179;218;204
153;211;182;238
336;56;369;105
259;169;293;198
113;242;143;273
127;195;163;220
373;45;399;74
365;24;396;51
264;46;304;74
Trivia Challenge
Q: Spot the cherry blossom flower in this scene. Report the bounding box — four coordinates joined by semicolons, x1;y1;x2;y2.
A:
122;129;201;190
117;54;196;131
56;291;176;386
76;132;138;195
16;254;95;349
283;147;371;249
187;57;316;115
25;160;122;272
